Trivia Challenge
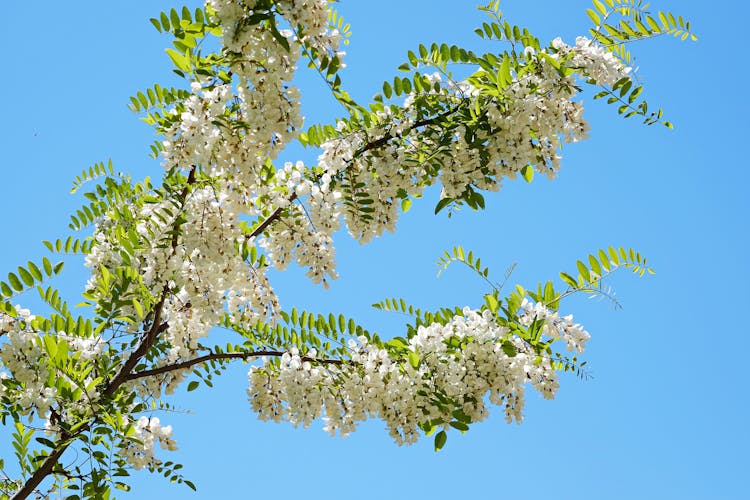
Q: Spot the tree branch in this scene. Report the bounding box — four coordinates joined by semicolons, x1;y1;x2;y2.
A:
355;103;462;157
12;166;198;500
102;319;170;397
10;446;68;500
126;350;344;381
13;109;438;495
244;104;463;243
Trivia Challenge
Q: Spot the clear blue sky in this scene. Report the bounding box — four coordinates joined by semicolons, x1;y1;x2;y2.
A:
1;1;747;499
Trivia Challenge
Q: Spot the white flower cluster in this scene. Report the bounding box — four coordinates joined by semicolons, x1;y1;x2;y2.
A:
520;298;591;354
317;110;426;243
0;307;106;427
248;306;585;445
151;187;279;361
56;332;104;361
79;0;346;401
0;307;53;415
259;160;342;286
553;36;631;86
163;1;307;187
119;416;177;470
316;37;632;244
87;185;280;401
154;0;341;288
0;305;34;334
162;84;233;172
275;0;339;54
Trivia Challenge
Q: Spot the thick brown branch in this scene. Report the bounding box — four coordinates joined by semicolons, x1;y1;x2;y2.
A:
10;446;68;500
126;350;344;381
102;319;169;397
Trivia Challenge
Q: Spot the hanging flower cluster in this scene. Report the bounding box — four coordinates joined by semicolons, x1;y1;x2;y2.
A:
316;37;631;243
119;416;178;470
249;303;588;445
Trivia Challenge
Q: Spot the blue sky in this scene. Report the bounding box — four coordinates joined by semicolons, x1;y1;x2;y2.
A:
1;1;748;499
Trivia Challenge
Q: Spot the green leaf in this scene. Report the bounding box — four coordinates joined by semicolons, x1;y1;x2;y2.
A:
497;56;511;87
27;262;43;282
387;337;408;349
501;340;517;357
160;11;170;31
520;165;534;183
169;8;180;29
434;197;453;214
629;86;643;103
187;381;199;392
407;351;420;369
35;437;56;448
44;335;58;358
401;77;412;93
132;299;144;319
18;267;34;287
268;21;291;51
449;420;469;432
576;260;591;282
484;294;499;314
434;430;447;451
382;81;392;99
586;8;601;26
8;272;23;291
165;48;190;73
588;254;602;277
598;249;611;271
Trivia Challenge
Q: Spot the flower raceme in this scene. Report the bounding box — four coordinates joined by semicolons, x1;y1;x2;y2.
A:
249;303;589;445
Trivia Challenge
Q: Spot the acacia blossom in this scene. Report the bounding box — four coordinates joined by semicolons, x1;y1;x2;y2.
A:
0;306;106;428
248;304;585;445
119;416;178;470
316;37;632;243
